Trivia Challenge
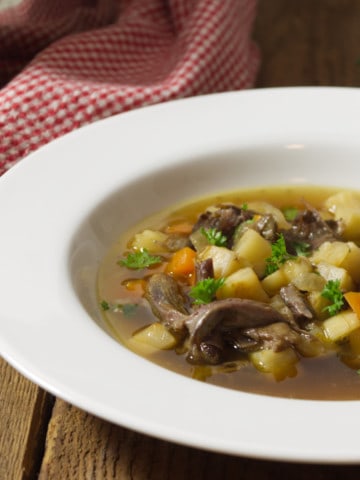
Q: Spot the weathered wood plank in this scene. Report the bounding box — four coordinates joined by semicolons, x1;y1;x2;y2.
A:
254;0;360;87
0;358;54;480
38;399;360;480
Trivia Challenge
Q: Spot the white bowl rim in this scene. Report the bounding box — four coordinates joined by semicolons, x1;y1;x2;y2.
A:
1;87;360;463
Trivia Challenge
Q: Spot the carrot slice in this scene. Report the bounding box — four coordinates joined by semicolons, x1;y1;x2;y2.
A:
165;222;194;235
166;247;196;278
344;291;360;318
124;279;146;295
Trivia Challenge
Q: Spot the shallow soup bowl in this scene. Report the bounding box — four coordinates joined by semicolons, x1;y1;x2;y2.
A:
1;87;360;463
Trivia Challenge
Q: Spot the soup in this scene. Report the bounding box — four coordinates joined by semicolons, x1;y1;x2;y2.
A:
97;186;360;400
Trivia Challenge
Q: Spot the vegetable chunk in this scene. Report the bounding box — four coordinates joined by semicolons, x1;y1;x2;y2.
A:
217;267;269;302
233;228;272;277
322;310;360;342
325;191;360;240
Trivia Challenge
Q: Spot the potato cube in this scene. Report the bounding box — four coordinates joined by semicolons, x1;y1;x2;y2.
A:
250;348;298;381
217;267;269;302
131;229;168;254
311;241;360;284
311;241;350;267
349;328;360;355
316;262;355;292
130;323;177;350
261;268;288;296
233;228;272;277
322;310;360;342
197;245;242;279
338;242;360;284
291;272;326;292
307;291;332;320
282;256;313;282
324;191;360;240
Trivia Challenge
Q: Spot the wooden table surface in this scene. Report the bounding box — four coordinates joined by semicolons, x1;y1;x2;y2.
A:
2;1;360;478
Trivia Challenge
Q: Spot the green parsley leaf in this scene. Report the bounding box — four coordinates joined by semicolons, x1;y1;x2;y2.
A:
200;227;227;247
293;241;311;257
241;203;248;210
119;248;162;269
190;277;225;305
321;279;344;316
283;206;299;222
265;233;293;275
100;300;138;316
121;303;138;317
100;300;110;311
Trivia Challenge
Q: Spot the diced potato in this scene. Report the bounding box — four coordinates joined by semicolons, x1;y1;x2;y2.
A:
310;241;350;267
261;269;288;296
197;245;242;279
316;262;355;292
324;191;360;240
291;272;326;293
246;201;291;230
250;348;298;381
189;228;208;252
130;323;177;350
338;242;360;284
349;328;360;355
307;290;332;320
217;267;269;302
232;229;272;277
282;256;313;282
322;310;360;342
131;229;168;254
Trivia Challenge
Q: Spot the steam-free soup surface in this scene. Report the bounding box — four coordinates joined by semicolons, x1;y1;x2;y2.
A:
97;186;360;400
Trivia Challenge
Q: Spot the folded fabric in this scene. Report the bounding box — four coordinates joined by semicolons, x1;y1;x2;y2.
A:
0;0;260;175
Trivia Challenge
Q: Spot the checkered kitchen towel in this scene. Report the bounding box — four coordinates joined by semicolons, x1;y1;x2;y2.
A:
0;0;260;175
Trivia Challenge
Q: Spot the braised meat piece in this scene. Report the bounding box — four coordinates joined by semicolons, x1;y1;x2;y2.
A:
282;207;343;253
192;204;253;247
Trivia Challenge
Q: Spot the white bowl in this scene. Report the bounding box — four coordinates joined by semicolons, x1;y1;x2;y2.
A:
1;87;360;463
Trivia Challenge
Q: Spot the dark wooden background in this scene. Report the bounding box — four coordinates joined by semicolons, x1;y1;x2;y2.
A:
2;1;360;478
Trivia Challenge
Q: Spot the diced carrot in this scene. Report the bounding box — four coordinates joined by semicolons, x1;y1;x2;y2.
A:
124;279;147;295
165;221;194;235
344;291;360;318
165;247;196;279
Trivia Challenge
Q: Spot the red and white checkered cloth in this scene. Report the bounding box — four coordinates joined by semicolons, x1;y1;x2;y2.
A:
0;0;260;175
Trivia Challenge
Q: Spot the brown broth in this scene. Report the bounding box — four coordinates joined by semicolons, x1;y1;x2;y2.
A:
97;185;360;400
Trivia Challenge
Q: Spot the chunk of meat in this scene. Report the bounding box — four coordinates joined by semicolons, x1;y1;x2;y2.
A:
185;298;287;364
280;284;315;328
282;207;343;253
145;273;189;335
192;204;253;247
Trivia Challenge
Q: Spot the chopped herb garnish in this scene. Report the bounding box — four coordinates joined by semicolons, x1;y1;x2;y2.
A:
190;277;225;305
241;203;248;210
100;300;138;316
121;303;138;317
283;206;299;221
119;248;162;269
200;227;227;247
265;233;293;275
293;240;311;257
100;300;110;311
321;279;344;316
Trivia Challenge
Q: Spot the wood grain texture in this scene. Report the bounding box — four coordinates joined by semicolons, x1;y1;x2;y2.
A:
254;0;360;87
38;400;360;480
0;358;54;480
